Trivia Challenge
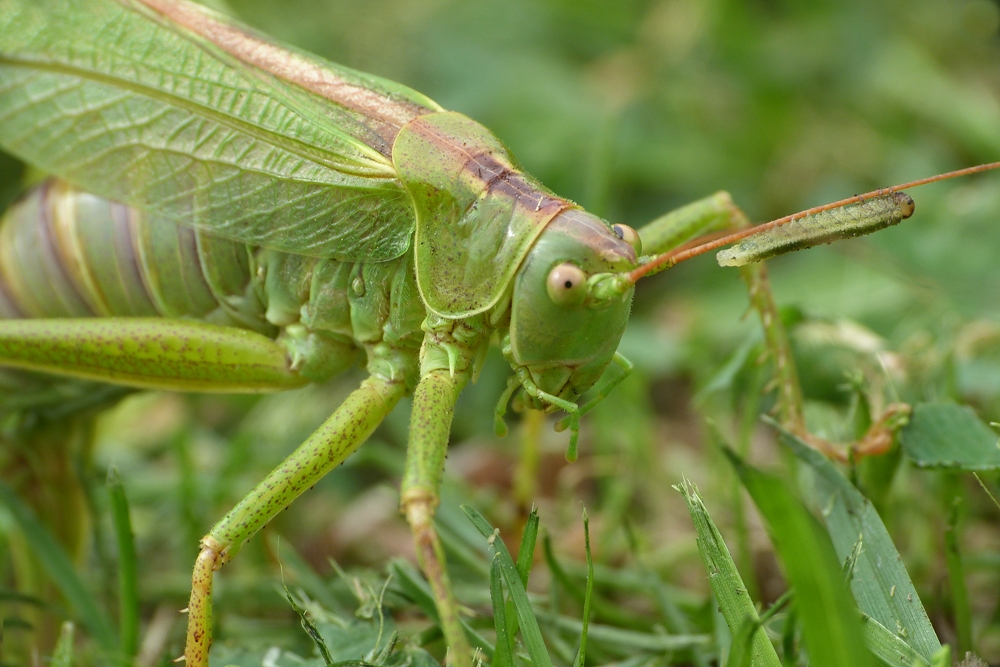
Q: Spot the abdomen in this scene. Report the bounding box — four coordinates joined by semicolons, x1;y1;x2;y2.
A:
0;179;273;335
0;180;427;385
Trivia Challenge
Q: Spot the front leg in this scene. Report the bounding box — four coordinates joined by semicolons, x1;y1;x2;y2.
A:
399;315;490;667
186;371;408;667
401;369;471;667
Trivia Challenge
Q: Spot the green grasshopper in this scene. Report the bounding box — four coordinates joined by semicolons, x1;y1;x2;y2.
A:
0;0;996;664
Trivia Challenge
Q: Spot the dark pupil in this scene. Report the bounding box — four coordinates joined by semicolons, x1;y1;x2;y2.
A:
564;280;573;289
613;225;624;239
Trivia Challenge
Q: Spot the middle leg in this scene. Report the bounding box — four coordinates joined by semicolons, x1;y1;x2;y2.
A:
398;316;492;667
401;368;471;667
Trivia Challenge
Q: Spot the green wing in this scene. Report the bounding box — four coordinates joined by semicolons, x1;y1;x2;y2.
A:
393;112;572;318
0;0;442;260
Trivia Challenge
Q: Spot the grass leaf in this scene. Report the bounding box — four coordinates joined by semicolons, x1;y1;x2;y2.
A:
945;499;972;654
283;585;335;667
726;615;762;667
270;534;339;612
535;613;710;652
0;481;116;651
107;467;139;660
463;505;554;667
542;532;647;630
769;419;942;660
724;449;873;667
900;402;1000;470
860;615;930;667
52;621;74;667
505;507;540;653
490;556;514;667
677;478;780;667
516;508;539;587
572;509;594;667
389;559;494;659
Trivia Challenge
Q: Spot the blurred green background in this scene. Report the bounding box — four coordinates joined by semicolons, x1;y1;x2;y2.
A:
4;0;1000;664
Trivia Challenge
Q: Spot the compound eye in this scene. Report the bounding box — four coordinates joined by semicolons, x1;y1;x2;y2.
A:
546;263;587;306
612;223;642;254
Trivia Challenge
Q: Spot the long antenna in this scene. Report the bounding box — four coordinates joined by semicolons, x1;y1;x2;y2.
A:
626;161;1000;283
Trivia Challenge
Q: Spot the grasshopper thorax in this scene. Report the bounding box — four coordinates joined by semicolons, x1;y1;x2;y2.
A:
506;209;637;403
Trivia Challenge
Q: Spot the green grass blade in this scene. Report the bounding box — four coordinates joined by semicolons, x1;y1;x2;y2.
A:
0;481;116;651
677;478;780;667
368;630;398;667
432;498;493;578
391;559;439;620
768;419;942;660
945;499;972;655
782;605;798;665
860;615;930;667
759;590;793;625
283;584;335;667
900;402;1000;470
623;523;712;667
505;507;541;654
724;450;873;667
714;598;732;664
516;508;540;586
930;646;952;667
52;621;75;667
535;614;710;652
462;505;554;667
572;510;594;667
389;559;494;659
490;556;514;667
269;533;339;612
106;467;139;661
542;533;647;630
726;615;762;667
973;473;1000;512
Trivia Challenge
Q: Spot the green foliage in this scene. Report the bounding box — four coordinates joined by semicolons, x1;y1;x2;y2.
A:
464;505;554;667
107;467;139;661
774;421;941;661
901;403;1000;470
678;478;779;667
52;622;75;667
0;481;116;653
726;451;872;667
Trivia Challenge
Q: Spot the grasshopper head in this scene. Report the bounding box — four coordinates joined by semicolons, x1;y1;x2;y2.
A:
507;209;638;405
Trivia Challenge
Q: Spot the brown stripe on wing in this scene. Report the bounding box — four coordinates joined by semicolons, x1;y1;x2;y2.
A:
468;153;567;220
403;114;573;224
